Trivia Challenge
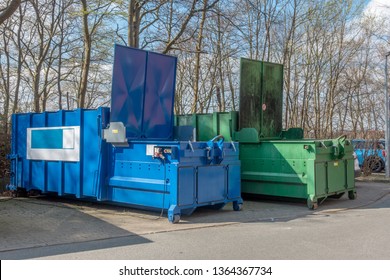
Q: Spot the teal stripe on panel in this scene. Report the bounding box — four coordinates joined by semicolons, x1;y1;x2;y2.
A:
31;129;64;149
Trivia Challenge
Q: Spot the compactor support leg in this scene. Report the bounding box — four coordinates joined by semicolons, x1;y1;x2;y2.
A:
348;190;357;200
168;205;181;224
307;197;318;210
233;199;244;211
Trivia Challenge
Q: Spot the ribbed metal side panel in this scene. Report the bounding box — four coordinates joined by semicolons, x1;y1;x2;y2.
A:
9;108;109;199
239;58;283;138
110;45;177;140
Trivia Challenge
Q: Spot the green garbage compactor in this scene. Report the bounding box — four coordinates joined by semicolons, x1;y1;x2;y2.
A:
239;134;356;209
174;58;357;209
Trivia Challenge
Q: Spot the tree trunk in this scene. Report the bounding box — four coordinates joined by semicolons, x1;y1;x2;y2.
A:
78;0;91;109
128;0;141;48
216;8;225;112
0;33;10;134
12;4;23;114
191;0;208;113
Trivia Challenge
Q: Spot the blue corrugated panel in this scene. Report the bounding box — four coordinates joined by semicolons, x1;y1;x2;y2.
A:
111;46;146;138
8;108;110;199
143;52;176;140
110;45;177;140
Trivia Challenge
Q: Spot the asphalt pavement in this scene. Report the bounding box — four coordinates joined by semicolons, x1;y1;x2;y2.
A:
0;176;389;259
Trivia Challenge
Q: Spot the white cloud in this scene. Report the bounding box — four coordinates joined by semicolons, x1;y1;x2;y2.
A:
365;0;390;17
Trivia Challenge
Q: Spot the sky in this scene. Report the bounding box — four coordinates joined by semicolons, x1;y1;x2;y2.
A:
365;0;390;16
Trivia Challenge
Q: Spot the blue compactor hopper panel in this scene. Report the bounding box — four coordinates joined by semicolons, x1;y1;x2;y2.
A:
8;45;243;223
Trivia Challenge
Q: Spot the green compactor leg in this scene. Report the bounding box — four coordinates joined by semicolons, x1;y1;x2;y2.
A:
307;197;318;210
348;190;357;200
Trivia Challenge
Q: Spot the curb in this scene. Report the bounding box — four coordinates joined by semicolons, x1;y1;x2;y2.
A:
355;175;390;183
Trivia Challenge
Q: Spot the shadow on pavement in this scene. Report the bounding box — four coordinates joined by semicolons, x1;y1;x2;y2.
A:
0;197;151;259
0;234;150;260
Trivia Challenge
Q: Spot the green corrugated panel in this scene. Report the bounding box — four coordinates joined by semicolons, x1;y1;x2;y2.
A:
262;62;283;138
174;114;193;127
196;114;214;141
239;58;263;133
213;112;238;141
239;58;283;139
174;112;238;141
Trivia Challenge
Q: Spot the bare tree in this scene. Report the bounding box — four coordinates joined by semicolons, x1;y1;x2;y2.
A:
0;21;12;134
22;0;63;112
191;0;208;113
79;0;91;109
78;0;116;108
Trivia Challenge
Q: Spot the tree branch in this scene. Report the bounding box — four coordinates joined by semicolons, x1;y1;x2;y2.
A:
0;0;21;25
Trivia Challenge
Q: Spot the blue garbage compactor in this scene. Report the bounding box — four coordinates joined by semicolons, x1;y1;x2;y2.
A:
7;108;243;223
7;45;243;223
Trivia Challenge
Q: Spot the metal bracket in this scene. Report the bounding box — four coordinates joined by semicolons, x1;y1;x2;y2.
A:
103;122;128;147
